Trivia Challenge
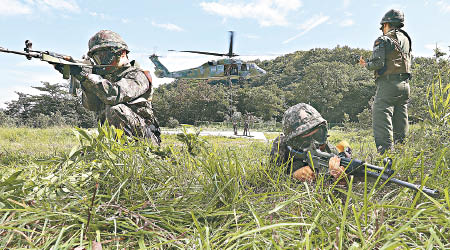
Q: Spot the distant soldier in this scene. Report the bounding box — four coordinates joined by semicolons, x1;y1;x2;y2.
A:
243;114;249;136
54;30;161;144
231;111;241;136
360;9;412;154
270;103;350;182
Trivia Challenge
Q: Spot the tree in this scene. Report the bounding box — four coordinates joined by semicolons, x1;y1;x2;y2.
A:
235;85;284;121
153;80;228;125
4;82;96;127
291;61;374;123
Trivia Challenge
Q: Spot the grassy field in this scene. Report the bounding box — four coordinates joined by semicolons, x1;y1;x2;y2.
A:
0;124;449;249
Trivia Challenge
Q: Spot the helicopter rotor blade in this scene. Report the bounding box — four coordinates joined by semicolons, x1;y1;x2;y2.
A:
228;31;234;58
168;49;228;57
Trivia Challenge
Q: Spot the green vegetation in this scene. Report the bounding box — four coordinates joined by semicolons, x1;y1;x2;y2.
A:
153;46;450;128
0;121;448;249
0;46;449;248
0;82;96;128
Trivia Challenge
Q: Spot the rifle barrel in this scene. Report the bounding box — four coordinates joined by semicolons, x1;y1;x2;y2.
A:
366;171;439;197
0;47;39;58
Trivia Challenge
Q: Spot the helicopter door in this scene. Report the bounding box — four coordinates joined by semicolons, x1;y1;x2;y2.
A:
224;64;231;76
230;64;238;75
225;64;239;76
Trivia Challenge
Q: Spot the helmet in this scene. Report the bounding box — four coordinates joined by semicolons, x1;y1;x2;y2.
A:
87;30;129;57
282;103;327;143
380;9;404;27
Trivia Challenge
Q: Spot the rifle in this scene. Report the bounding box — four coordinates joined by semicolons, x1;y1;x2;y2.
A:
350;54;362;65
0;40;110;96
287;146;439;197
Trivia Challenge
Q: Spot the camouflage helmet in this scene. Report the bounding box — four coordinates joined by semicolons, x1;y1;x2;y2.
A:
87;30;129;57
380;9;404;27
282;103;327;142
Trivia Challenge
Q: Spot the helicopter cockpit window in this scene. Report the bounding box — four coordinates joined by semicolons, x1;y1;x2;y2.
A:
208;61;216;66
241;64;247;71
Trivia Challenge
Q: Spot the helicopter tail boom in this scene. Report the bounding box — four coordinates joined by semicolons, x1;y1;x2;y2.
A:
149;54;171;78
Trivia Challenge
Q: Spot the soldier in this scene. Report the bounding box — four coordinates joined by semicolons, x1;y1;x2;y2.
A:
243;114;249;136
55;30;161;144
359;9;412;154
270;103;350;182
231;111;241;136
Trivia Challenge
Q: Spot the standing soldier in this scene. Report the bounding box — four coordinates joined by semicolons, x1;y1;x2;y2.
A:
231;111;241;136
233;120;238;135
243;113;249;136
54;30;161;144
360;9;412;154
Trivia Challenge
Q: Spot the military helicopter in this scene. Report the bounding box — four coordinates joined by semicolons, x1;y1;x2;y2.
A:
149;31;266;80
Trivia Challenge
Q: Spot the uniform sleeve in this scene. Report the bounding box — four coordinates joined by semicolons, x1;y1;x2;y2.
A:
81;87;104;112
270;135;288;166
81;69;150;105
366;37;387;71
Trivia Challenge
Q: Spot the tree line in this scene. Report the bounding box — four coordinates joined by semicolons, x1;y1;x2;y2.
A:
0;82;97;128
0;45;447;128
153;45;445;127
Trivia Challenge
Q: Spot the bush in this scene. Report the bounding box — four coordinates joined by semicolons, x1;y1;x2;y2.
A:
0;110;18;127
357;107;372;129
32;114;52;128
167;117;179;128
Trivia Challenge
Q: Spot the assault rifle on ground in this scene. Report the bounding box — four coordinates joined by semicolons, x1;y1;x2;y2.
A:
0;40;112;96
287;146;439;197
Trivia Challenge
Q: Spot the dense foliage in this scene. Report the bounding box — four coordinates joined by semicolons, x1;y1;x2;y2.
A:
0;82;97;128
154;46;449;127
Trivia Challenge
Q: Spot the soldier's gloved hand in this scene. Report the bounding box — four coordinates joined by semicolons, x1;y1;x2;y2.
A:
53;64;64;74
70;66;92;81
293;166;315;182
329;156;346;181
336;140;352;158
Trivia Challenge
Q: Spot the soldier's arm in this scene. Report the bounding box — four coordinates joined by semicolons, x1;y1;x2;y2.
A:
270;135;288;166
80;87;104;112
366;37;388;71
81;69;150;105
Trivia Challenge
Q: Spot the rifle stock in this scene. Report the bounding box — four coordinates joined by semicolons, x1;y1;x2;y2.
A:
287;146;439;197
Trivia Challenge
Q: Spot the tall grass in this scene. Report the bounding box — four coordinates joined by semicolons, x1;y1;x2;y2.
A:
427;69;450;125
0;122;448;249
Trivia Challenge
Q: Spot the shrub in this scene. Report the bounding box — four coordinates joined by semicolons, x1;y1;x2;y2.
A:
167;117;180;128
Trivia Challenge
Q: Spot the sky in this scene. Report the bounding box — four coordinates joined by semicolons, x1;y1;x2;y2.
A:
1;0;450;107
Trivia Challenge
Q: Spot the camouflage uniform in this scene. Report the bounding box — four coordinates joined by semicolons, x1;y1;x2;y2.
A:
366;9;411;153
270;103;333;175
231;112;241;135
78;30;161;144
243;117;249;136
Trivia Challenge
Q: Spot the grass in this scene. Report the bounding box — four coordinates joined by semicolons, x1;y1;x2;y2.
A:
0;123;449;249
